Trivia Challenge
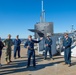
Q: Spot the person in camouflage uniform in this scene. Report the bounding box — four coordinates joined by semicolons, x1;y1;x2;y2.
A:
4;34;13;64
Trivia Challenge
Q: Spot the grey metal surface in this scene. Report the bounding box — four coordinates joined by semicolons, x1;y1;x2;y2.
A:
35;22;54;38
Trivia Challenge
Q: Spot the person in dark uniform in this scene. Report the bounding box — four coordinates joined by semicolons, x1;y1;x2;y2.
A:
0;37;4;67
14;35;21;59
63;33;72;67
24;35;43;68
44;34;54;60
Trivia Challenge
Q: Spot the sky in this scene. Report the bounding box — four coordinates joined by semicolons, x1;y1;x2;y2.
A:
0;0;76;38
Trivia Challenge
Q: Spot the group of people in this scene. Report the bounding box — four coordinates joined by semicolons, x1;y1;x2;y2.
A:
0;33;72;68
24;33;72;68
0;34;21;66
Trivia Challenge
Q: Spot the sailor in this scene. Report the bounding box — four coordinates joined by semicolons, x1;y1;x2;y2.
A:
63;33;72;67
4;34;13;64
24;35;43;68
44;34;54;60
14;35;21;59
0;37;4;67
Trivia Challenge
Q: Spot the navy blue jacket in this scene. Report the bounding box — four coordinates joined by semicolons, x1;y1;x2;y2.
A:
45;38;52;47
0;41;4;50
63;37;72;49
24;39;41;50
14;39;21;47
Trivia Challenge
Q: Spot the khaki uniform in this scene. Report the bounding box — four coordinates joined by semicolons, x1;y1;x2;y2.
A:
4;39;13;62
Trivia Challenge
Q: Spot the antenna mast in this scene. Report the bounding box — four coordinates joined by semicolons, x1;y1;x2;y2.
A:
40;0;45;23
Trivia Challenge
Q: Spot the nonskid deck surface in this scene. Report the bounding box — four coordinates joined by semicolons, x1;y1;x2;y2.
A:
0;46;76;75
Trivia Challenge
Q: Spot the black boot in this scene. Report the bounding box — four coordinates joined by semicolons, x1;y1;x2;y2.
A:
68;64;72;67
44;57;46;60
26;66;29;68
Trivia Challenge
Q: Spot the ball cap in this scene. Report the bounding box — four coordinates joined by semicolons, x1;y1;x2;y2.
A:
46;33;51;37
8;34;11;37
28;35;32;38
64;33;68;36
